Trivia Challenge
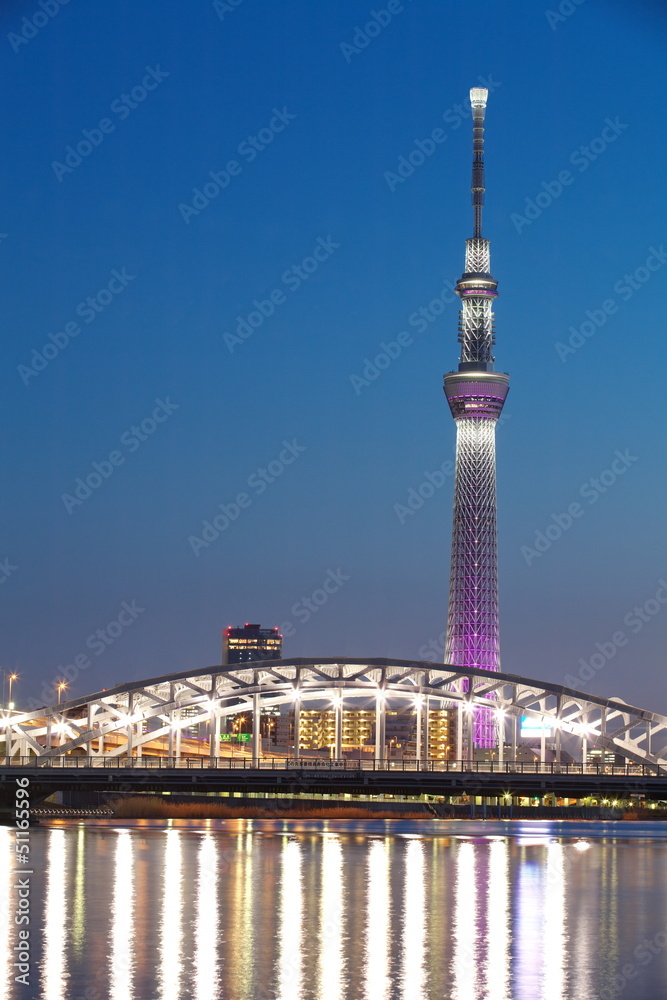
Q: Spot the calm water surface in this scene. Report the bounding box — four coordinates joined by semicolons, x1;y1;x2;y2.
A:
3;819;667;1000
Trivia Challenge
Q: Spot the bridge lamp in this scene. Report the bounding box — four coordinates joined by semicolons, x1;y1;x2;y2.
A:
375;689;386;704
414;695;424;709
205;699;217;713
57;682;67;705
494;708;505;720
463;702;474;714
290;688;301;702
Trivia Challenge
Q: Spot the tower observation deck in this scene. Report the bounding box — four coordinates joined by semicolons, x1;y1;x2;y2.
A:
443;87;509;749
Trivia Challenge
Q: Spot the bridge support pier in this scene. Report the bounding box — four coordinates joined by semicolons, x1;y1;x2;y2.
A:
252;693;261;766
374;696;386;764
293;698;300;761
209;713;220;760
334;696;342;760
422;695;429;769
127;694;134;760
175;710;182;760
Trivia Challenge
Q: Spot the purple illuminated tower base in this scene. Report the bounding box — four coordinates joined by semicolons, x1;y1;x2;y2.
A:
443;88;509;749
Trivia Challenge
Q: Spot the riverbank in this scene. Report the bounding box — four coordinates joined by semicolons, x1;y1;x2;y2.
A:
103;796;667;822
111;796;429;820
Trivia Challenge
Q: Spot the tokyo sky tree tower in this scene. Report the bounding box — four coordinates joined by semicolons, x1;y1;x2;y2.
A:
443;87;509;749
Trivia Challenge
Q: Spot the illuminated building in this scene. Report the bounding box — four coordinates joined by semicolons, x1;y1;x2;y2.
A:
222;623;283;664
297;709;374;750
274;705;455;757
426;709;455;760
444;87;509;748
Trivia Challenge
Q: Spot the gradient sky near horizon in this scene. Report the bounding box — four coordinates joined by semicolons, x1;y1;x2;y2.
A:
1;0;667;711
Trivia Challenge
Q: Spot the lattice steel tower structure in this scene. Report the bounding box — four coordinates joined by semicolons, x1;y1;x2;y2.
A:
443;87;509;749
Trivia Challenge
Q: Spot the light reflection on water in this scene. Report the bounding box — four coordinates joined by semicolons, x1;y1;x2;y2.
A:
110;830;134;1000
486;839;509;1000
158;828;182;1000
6;819;667;1000
195;833;219;1000
41;828;67;1000
0;828;13;1000
278;838;303;1000
320;835;344;1000
401;839;425;1000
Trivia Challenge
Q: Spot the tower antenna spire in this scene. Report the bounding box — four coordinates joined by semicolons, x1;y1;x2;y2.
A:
469;87;488;239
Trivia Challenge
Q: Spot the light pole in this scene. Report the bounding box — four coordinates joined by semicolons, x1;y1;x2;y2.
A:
8;674;17;709
57;682;67;705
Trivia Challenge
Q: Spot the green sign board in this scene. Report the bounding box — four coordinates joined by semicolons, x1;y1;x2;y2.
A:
237;733;251;742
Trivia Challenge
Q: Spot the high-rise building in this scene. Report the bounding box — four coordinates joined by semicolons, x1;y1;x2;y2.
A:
222;623;282;665
443;87;509;749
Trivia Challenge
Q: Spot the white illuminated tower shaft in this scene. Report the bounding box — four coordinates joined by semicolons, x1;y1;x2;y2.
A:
443;88;509;750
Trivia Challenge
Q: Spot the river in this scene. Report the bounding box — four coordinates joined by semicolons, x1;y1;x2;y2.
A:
2;819;667;999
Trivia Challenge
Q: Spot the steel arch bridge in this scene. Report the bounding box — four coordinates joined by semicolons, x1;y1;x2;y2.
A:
2;658;666;774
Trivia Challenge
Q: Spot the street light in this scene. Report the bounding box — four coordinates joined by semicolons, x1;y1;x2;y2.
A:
57;682;67;705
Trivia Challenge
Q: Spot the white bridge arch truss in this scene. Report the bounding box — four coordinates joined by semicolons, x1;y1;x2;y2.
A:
2;658;666;773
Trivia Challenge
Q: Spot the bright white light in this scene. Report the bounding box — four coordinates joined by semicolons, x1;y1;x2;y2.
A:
520;716;552;737
470;87;488;108
290;688;301;702
573;841;591;853
205;700;216;712
414;695;424;709
495;708;505;720
376;689;386;703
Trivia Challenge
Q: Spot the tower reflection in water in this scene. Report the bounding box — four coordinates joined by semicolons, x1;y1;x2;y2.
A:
24;823;666;1000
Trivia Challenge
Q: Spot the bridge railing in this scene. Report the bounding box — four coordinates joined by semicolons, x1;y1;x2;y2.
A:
0;756;663;777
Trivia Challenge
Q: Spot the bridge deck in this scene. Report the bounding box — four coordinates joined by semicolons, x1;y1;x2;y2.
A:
2;758;665;800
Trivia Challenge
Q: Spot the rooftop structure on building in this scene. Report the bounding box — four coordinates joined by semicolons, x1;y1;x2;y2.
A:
222;623;282;665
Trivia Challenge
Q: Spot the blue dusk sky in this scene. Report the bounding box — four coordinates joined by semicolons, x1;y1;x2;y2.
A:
1;0;667;712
